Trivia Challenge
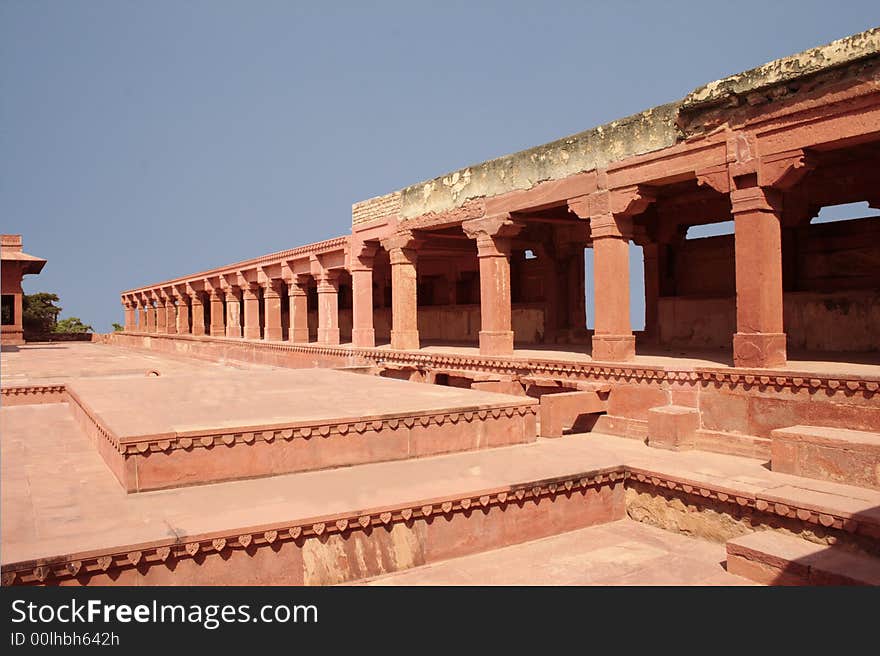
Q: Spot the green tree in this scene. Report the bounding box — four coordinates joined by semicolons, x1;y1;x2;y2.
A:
22;293;62;333
111;322;124;332
53;317;93;333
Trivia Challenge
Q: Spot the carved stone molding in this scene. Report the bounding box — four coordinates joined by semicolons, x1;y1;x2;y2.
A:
0;468;621;585
106;332;880;399
758;148;817;190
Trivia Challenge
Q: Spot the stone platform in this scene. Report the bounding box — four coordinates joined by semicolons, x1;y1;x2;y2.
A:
64;368;537;492
3;343;879;586
4;396;879;585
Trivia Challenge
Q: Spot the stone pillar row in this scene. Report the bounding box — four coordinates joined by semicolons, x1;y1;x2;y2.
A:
121;170;789;369
124;272;347;347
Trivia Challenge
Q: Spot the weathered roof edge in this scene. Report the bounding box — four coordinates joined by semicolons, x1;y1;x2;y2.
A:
682;26;880;110
355;27;880;223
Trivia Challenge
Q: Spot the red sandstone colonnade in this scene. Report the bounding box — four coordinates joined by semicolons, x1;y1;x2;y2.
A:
121;238;352;347
122;29;880;368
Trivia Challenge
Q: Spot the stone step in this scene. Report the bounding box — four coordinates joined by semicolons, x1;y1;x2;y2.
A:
726;531;880;586
64;368;538;493
771;425;880;490
7;402;880;586
647;405;700;451
538;389;607;438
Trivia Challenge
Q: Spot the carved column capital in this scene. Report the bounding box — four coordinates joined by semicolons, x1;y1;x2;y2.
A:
287;274;309;294
730;186;783;215
240;282;259;301
350;239;378;272
381;230;422;265
758;149;816;190
568;186;655;231
263;278;284;298
590;213;633;240
316;269;340;293
462;214;524;257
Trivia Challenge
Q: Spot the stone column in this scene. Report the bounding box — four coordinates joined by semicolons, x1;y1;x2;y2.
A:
316;270;341;345
263;280;283;341
191;291;206;336
146;299;156;333
382;231;421;351
175;293;190;334
164;295;177;335
209;289;225;337
243;283;261;340
288;276;310;343
351;243;377;347
537;245;561;342
122;301;133;331
565;247;587;336
463;215;523;356
590;214;635;361
225;287;242;338
155;295;168;334
731;187;786;368
135;300;144;331
642;242;660;343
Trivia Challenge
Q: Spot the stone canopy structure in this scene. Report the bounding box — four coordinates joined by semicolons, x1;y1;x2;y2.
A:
121;29;880;366
111;26;880;471
1;234;46;346
5;29;876;587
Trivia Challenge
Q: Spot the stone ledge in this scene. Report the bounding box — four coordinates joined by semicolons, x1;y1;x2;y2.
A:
111;331;880;397
0;384;66;406
1;468;625;586
771;425;880;490
727;530;880;586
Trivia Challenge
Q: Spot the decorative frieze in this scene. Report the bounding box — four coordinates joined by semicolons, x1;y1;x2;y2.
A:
0;469;623;585
103;331;880;399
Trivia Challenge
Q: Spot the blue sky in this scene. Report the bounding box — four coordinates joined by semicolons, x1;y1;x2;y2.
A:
3;1;878;331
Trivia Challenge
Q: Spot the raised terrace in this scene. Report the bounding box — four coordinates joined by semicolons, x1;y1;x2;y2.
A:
4;28;880;586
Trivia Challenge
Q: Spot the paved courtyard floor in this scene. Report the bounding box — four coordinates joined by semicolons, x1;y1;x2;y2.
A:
1;341;266;386
360;519;754;586
3;342;878;584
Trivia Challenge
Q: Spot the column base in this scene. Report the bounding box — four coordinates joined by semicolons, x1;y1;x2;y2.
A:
244;328;262;340
591;334;636;362
391;330;420;351
478;330;514;356
352;328;375;348
226;327;242;339
209;327;225;337
733;332;787;368
290;329;310;343
193;327;206;337
264;328;283;341
318;328;340;345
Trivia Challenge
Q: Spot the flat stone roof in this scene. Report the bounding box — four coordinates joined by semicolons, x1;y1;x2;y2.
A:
353;27;880;225
1;233;46;274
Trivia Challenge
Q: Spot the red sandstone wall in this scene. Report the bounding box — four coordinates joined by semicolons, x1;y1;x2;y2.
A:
302;304;544;344
658;292;880;352
658;217;880;352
